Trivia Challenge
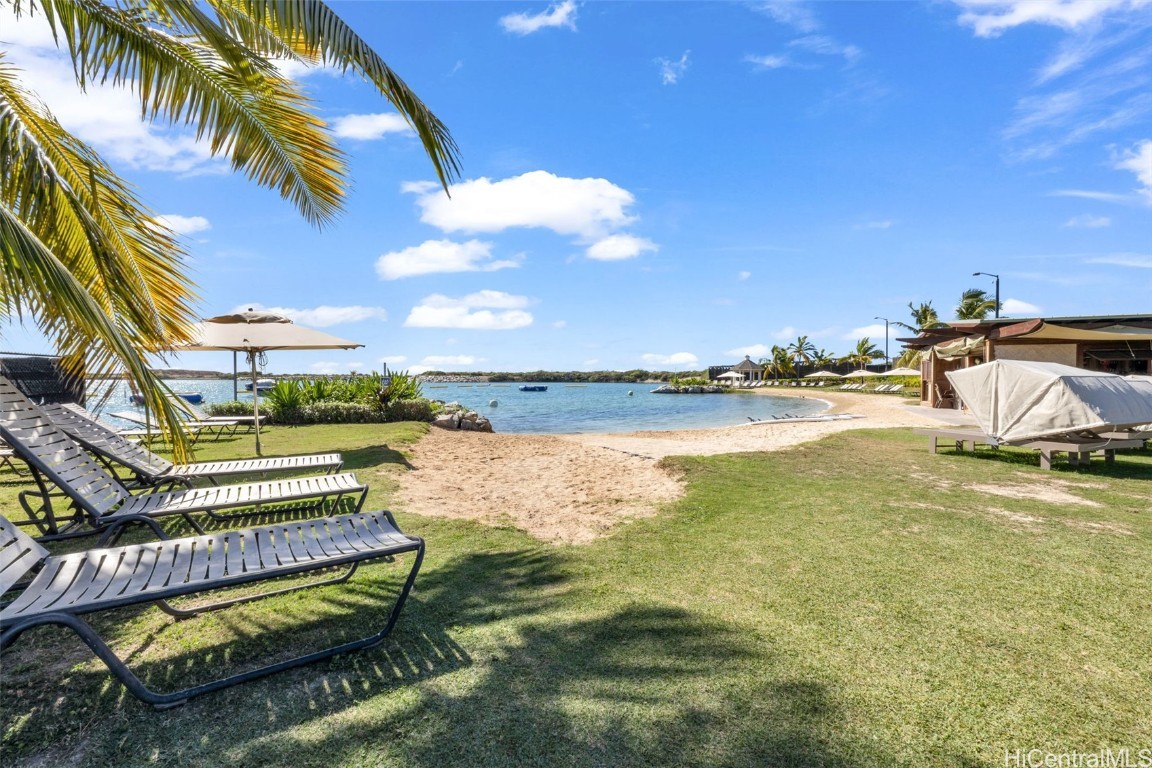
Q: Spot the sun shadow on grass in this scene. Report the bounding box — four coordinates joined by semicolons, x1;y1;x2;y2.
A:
3;541;903;768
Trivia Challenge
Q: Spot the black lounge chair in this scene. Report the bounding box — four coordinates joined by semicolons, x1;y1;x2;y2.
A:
0;378;366;541
0;510;424;709
41;403;343;488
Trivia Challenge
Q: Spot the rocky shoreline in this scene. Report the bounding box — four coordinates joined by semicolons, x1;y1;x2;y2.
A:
650;384;729;394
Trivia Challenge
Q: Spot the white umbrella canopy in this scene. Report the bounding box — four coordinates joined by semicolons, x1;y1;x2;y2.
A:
804;370;842;378
842;369;878;378
173;311;364;454
878;367;922;377
717;371;744;380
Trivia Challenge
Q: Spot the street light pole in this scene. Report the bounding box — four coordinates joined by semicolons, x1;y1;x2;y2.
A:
973;271;1000;318
874;316;890;370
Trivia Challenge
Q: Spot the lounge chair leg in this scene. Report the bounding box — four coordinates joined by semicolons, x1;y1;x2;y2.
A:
1;541;423;710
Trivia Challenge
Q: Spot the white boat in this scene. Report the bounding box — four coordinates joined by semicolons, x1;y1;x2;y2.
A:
244;378;276;392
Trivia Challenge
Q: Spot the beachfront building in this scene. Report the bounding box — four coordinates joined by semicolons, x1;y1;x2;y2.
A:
898;314;1152;408
708;355;765;384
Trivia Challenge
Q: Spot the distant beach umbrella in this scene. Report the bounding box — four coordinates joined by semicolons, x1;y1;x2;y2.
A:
878;367;921;377
171;310;363;454
803;370;842;378
842;369;878;378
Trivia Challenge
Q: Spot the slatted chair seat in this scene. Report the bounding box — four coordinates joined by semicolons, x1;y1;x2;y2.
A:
43;403;343;486
0;511;424;708
0;378;365;539
110;410;239;442
170;395;266;432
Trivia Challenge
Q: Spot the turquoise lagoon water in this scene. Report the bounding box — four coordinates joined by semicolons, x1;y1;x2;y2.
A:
97;379;828;435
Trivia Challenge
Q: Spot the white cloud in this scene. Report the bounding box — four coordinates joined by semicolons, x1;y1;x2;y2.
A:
738;271;752;281
744;54;793;71
1001;298;1043;314
331;113;412;140
726;344;770;358
552;320;567;329
375;239;520;280
310;361;363;375
756;1;821;32
500;0;578;35
855;219;893;230
1087;253;1152;268
1114;139;1152;202
585;234;658;261
845;324;888;340
954;0;1149;38
1049;188;1136;203
156;214;211;236
657;51;691;85
772;326;799;340
421;354;479;367
641;352;700;368
583;359;601;367
405;170;638;240
1063;213;1112;227
237;303;387;327
405;291;534;330
789;35;862;63
379;355;408;366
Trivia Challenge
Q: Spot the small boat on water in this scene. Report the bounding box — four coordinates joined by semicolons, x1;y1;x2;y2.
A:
245;378;275;392
518;385;548;392
131;392;202;405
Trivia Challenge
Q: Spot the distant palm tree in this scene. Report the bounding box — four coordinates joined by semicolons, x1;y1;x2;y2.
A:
1;1;460;457
812;348;836;368
760;345;793;380
841;337;883;369
894;301;946;334
787;335;817;376
955;288;998;320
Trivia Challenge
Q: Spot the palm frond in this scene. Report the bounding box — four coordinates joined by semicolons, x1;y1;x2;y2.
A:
210;0;462;190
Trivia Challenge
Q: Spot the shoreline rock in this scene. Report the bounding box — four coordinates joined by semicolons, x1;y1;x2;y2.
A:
432;401;494;432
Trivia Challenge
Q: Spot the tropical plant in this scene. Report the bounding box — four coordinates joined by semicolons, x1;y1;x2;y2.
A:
955;288;998;320
894;301;946;334
0;0;459;458
786;335;817;376
841;337;883;369
812;349;837;368
382;371;423;403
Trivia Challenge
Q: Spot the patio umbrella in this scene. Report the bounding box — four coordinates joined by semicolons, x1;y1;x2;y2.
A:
803;370;842;378
878;367;922;377
173;310;363;454
717;371;744;381
842;369;878;378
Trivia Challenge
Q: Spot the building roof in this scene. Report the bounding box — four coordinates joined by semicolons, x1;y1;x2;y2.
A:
731;355;764;372
898;314;1152;349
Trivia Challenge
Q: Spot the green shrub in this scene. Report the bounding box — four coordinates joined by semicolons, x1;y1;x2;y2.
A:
385;398;435;423
205;400;255;417
265;380;304;411
300;402;383;424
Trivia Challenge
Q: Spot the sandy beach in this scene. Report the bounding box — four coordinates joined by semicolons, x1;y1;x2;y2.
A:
394;389;965;545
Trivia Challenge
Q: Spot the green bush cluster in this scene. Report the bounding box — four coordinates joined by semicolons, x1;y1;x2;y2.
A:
211;372;436;425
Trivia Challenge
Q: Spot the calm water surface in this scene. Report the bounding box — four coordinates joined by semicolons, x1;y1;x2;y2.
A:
97;379;829;435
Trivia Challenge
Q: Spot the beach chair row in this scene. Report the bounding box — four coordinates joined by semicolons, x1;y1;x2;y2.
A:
0;377;423;709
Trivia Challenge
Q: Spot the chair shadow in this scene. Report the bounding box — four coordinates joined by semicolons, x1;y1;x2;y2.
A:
941;445;1152;479
1;548;929;767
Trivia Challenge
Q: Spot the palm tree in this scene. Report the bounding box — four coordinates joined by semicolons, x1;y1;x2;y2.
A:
841;337;883;370
812;348;836;368
786;335;817;377
955;288;998;320
1;1;459;458
894;301;946;334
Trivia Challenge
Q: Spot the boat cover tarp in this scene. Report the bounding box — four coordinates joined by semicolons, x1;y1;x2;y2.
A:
945;360;1152;442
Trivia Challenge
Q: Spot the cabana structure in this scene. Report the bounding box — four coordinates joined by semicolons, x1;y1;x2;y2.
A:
898;314;1152;408
711;355;765;384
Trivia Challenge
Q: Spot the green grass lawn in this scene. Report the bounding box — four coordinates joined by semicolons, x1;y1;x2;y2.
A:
2;424;1150;767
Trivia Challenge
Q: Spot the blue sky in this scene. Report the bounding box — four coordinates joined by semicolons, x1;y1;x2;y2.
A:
3;0;1152;374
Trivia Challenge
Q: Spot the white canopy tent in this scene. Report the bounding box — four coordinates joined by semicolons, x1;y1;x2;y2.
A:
946;360;1152;443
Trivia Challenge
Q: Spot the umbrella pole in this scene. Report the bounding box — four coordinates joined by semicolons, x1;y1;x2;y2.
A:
250;352;262;455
